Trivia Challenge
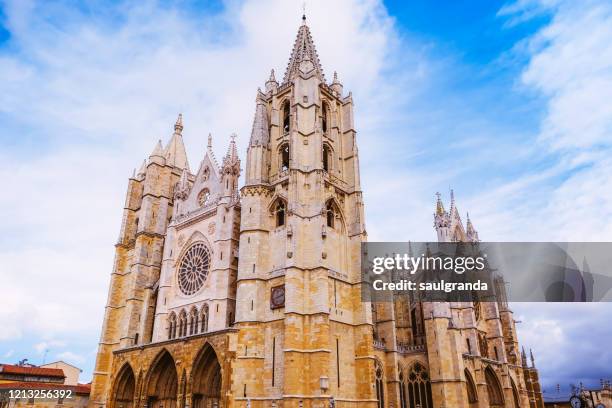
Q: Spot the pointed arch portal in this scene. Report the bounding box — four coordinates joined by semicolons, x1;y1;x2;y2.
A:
191;344;222;408
113;364;135;408
485;366;504;407
146;351;178;408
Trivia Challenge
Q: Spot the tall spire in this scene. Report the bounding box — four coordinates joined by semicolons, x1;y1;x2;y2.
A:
283;16;325;84
249;90;270;146
164;113;190;171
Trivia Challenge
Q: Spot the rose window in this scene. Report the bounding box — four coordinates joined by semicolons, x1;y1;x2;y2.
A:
178;243;211;295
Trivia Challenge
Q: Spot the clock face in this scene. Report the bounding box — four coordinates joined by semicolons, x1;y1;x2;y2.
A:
570;396;582;408
271;285;285;309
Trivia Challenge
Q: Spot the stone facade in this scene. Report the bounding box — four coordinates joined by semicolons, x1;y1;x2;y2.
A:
89;16;543;408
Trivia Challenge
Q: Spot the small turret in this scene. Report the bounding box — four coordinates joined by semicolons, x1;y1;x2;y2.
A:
330;71;343;96
434;192;450;241
174;168;190;201
221;133;240;199
265;69;278;94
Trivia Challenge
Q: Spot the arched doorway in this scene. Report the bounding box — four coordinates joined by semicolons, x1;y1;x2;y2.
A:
113;364;135;408
146;351;178;408
191;344;222;408
485;366;504;408
511;378;521;408
464;369;478;407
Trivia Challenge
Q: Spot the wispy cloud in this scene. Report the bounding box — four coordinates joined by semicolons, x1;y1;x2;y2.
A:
0;0;611;390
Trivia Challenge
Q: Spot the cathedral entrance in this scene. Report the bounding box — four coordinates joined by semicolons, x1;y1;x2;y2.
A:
146;351;178;408
113;364;135;408
191;344;222;408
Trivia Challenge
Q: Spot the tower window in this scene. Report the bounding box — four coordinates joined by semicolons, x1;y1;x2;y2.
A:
276;201;286;227
375;361;384;408
323;144;331;172
326;201;335;228
280;143;290;172
322;101;329;134
282;101;290;134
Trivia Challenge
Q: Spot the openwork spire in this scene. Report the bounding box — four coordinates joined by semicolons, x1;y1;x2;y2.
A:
283;17;325;84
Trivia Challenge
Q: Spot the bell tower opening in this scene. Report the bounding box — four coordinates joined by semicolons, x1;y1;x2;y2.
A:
282;100;290;134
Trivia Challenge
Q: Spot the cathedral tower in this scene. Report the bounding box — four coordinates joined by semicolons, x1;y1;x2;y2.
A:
232;15;373;408
90;115;190;407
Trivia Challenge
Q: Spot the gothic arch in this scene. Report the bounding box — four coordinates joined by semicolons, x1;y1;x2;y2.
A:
281;99;291;134
145;350;178;408
278;141;290;172
178;309;188;337
322;142;333;173
200;303;209;333
182;231;212;252
321;100;330;134
485;366;504;407
191;343;222;408
168;312;177;340
510;377;521;408
403;362;433;408
189;306;199;335
268;195;288;228
374;359;385;408
111;363;135;408
464;368;478;405
324;197;345;232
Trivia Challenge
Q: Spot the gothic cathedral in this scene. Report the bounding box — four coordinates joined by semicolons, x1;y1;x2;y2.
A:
90;17;543;408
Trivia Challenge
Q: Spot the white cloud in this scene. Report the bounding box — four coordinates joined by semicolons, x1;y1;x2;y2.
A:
0;0;421;347
56;351;85;365
34;340;66;354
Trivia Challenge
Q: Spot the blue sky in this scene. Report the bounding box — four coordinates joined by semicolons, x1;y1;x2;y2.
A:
1;0;611;396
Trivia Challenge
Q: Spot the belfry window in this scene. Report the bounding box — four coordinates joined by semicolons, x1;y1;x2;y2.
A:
276;201;286;227
323;144;331;172
322;102;329;134
282;101;290;134
326;201;335;228
280;143;290;172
